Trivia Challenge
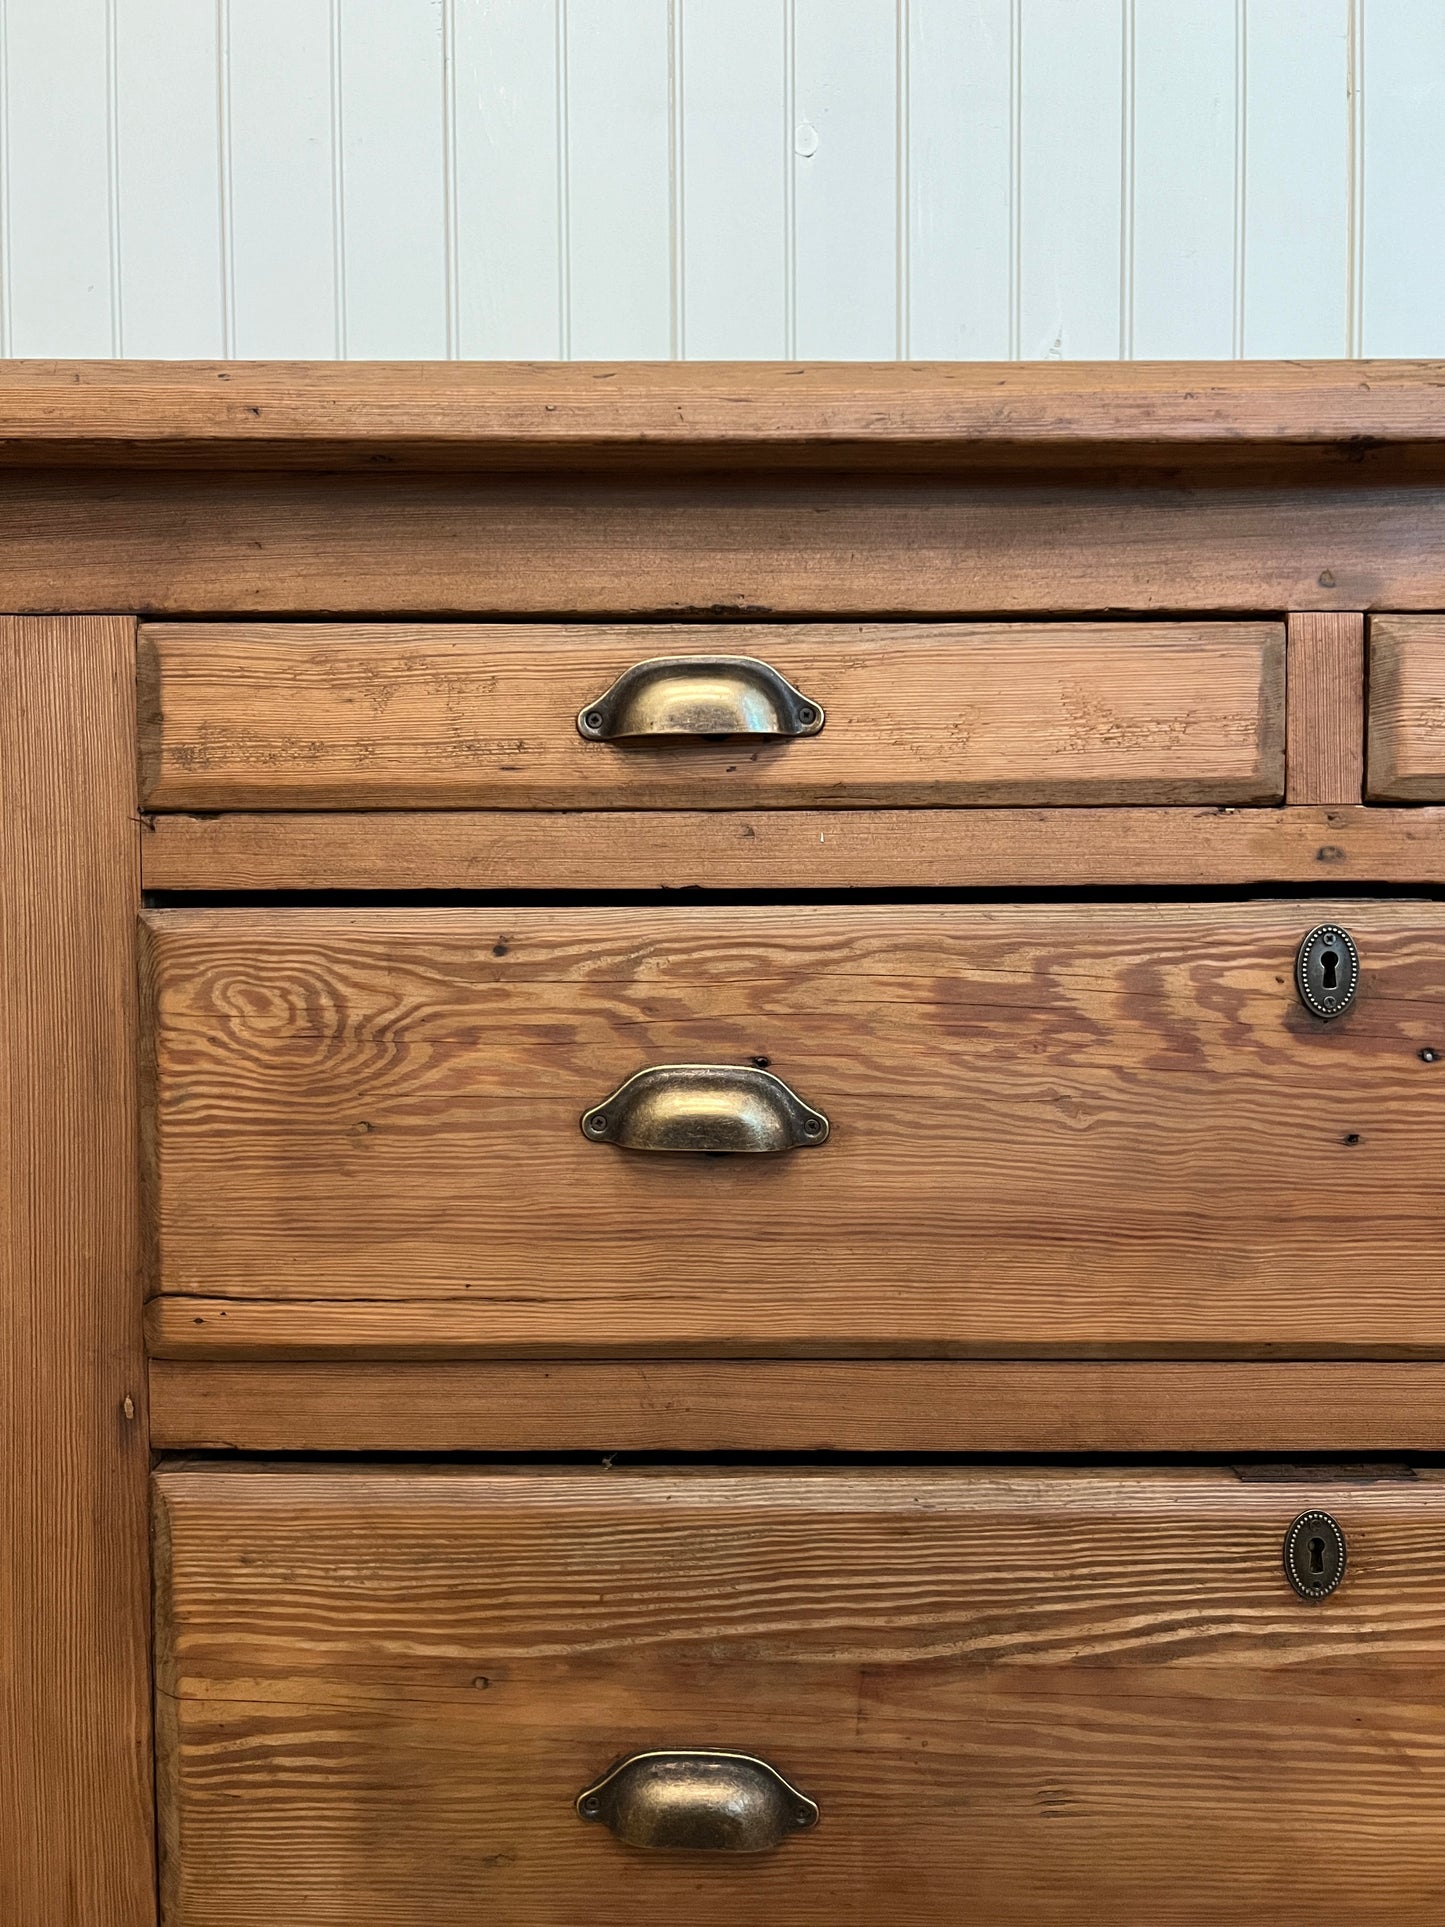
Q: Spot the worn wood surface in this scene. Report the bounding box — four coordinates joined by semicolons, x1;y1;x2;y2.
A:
149;1358;1445;1452
1286;612;1366;803
1368;616;1445;800
142;802;1445;893
156;1463;1445;1927
146;901;1445;1359
0;618;154;1926
3;470;1445;615
8;360;1445;467
140;620;1285;812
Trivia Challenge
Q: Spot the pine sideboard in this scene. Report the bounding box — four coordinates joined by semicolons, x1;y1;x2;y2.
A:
7;360;1445;1924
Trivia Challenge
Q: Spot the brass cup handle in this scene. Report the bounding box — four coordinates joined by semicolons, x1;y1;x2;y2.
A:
577;655;825;740
581;1065;829;1153
577;1750;820;1852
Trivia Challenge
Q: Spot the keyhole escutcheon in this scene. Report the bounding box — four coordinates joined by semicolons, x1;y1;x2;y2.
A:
1295;924;1359;1021
1284;1510;1348;1601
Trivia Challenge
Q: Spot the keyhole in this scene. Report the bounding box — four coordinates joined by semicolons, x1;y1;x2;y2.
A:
1320;949;1340;990
1309;1535;1326;1575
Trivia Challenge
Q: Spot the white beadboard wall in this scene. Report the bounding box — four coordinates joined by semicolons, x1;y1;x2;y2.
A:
0;0;1440;361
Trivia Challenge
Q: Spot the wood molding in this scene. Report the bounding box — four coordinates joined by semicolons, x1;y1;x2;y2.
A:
0;618;154;1926
142;803;1444;893
3;359;1445;468
5;470;1445;616
150;1357;1445;1454
1287;612;1366;803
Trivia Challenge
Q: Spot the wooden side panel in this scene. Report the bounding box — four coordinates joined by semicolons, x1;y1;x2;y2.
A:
1368;616;1445;800
141;802;1445;894
139;620;1286;811
4;470;1445;615
1286;611;1365;802
146;901;1445;1359
0;619;153;1925
149;1358;1445;1454
155;1464;1445;1927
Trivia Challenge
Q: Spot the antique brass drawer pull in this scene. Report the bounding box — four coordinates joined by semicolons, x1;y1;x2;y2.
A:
581;1064;829;1153
576;1750;819;1852
577;656;825;740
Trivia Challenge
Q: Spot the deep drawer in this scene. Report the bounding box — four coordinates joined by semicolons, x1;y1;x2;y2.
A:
155;1463;1445;1927
138;620;1285;810
145;900;1445;1359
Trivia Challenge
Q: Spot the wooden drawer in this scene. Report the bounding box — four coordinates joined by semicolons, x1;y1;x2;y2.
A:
1369;616;1445;799
155;1463;1445;1926
146;900;1445;1359
138;619;1285;810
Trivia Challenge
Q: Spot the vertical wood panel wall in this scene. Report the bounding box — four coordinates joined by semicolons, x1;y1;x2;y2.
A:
0;0;1439;359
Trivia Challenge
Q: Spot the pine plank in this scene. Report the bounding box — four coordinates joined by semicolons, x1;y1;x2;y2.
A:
1286;611;1366;802
141;802;1445;893
0;617;154;1925
148;1358;1445;1453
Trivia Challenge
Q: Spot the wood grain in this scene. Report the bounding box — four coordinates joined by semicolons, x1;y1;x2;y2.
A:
3;469;1445;615
148;1358;1445;1452
142;802;1445;893
0;618;154;1926
155;1463;1445;1926
1368;616;1445;800
1286;611;1365;803
145;901;1445;1359
139;620;1285;811
7;359;1445;467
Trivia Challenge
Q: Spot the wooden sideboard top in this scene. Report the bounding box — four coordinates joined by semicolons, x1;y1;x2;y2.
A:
0;357;1443;468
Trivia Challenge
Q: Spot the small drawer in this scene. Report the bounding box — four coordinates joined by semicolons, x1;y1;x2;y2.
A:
1369;616;1445;799
155;1463;1445;1926
138;619;1285;810
146;900;1445;1360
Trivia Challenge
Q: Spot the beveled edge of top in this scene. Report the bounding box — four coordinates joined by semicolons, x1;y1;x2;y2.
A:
0;358;1442;469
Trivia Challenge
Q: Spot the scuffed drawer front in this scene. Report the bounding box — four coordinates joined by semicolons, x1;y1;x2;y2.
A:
146;900;1445;1359
155;1464;1445;1927
138;620;1285;810
1369;616;1445;799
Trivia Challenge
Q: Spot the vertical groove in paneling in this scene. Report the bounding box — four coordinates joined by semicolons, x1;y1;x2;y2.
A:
0;0;12;357
896;0;910;359
1346;0;1365;355
216;0;234;356
783;0;797;357
104;0;122;353
328;0;346;358
1009;0;1022;358
441;0;458;357
556;0;572;356
668;0;683;358
1232;0;1247;356
1119;0;1136;358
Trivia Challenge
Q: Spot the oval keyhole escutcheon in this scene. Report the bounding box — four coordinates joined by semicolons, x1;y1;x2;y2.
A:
1295;924;1359;1021
1284;1510;1348;1601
